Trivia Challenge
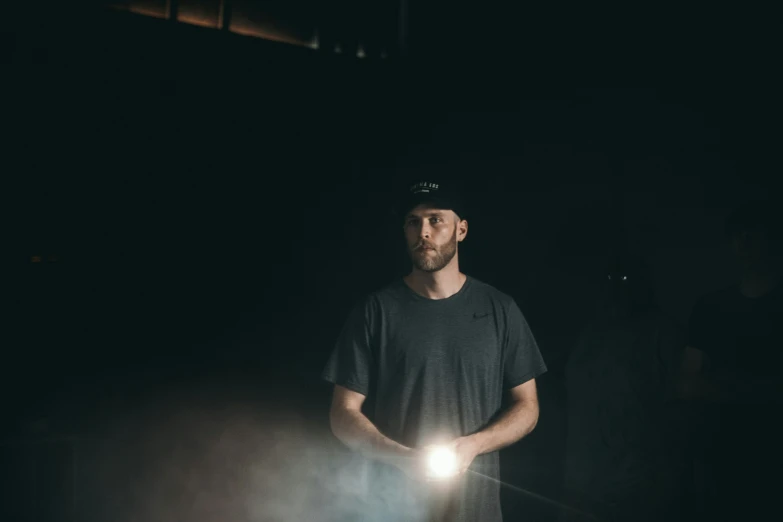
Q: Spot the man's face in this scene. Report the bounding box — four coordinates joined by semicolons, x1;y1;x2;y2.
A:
403;205;465;273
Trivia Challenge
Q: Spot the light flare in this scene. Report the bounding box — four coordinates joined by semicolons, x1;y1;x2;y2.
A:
427;446;457;479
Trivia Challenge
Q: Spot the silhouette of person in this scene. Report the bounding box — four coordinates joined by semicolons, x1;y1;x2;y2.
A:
562;249;688;522
680;200;783;520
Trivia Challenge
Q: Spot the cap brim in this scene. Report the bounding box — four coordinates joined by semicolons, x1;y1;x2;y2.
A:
395;194;463;219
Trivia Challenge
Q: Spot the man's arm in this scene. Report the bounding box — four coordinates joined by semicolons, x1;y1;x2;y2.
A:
329;384;412;467
469;378;540;455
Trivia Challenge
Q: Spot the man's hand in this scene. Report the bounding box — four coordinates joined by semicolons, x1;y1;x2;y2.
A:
392;447;431;482
442;436;482;476
388;436;484;484
416;436;482;482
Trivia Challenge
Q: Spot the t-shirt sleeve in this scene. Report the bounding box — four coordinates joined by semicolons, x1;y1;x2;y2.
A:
321;296;375;396
502;299;548;389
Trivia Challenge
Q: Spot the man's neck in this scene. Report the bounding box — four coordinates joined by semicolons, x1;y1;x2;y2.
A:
738;263;780;298
404;266;467;300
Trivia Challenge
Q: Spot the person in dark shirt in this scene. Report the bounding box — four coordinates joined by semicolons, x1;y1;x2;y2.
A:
562;250;688;522
322;179;547;522
681;200;782;520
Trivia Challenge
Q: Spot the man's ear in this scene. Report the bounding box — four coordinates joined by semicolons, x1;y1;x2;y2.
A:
458;219;468;242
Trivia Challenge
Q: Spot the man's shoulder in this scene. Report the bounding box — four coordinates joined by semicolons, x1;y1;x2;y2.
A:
350;278;407;309
466;276;518;309
371;277;408;301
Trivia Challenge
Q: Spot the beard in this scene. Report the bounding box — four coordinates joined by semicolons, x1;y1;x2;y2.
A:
409;225;458;273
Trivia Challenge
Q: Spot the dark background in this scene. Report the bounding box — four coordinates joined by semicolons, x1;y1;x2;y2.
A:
2;1;779;521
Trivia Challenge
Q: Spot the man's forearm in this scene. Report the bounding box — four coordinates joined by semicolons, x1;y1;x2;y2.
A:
470;400;539;455
330;408;411;466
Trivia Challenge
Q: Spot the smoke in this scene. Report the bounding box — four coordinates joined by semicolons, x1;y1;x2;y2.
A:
78;378;427;522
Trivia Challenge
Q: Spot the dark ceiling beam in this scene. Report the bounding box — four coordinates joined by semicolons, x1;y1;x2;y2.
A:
218;0;231;31
165;0;178;21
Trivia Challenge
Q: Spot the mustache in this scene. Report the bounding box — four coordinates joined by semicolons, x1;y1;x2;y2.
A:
414;242;436;251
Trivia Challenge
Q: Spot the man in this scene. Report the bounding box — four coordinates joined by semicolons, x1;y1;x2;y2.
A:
680;200;782;520
321;178;547;522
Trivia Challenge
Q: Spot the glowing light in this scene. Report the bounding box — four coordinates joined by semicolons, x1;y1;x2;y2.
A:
309;29;320;50
178;13;220;29
427;446;457;479
356;44;366;58
229;24;305;46
126;5;167;19
334;43;342;54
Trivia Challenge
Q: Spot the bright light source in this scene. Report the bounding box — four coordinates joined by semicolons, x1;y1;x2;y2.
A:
427;446;457;479
357;44;366;58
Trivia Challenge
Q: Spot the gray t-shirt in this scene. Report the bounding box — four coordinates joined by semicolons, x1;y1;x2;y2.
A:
322;275;547;522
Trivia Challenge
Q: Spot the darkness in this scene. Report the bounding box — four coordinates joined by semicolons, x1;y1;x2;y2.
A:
2;1;780;521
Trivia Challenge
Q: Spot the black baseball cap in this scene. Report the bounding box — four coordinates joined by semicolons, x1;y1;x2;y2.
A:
393;179;467;221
